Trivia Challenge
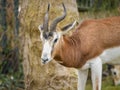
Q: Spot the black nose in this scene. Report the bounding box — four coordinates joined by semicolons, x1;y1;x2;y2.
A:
41;58;48;64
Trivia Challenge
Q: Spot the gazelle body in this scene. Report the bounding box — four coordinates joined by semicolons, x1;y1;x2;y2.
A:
38;3;120;90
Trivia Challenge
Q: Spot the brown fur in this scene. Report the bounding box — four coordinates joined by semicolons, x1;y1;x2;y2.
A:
53;16;120;68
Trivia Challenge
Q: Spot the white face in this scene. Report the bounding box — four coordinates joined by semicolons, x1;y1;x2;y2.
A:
111;66;120;85
40;31;60;64
38;21;76;64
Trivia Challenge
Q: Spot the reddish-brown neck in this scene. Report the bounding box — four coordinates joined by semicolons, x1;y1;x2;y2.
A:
52;33;86;68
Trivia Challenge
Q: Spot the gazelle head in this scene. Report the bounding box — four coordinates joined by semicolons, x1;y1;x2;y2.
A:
38;3;76;64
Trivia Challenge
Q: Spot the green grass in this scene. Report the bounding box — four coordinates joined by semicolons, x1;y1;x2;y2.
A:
86;76;120;90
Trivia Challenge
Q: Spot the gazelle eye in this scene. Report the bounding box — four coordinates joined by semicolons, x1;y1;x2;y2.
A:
54;38;58;43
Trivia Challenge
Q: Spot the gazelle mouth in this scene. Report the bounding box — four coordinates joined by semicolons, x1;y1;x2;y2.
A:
42;60;48;64
41;57;53;65
41;60;49;65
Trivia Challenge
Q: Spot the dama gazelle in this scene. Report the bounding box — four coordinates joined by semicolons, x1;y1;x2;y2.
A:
38;3;120;90
106;64;120;86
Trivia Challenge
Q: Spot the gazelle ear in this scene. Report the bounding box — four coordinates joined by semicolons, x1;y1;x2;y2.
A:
38;24;44;32
61;21;77;35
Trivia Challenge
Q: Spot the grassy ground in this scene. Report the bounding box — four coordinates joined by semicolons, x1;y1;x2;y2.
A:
86;76;120;90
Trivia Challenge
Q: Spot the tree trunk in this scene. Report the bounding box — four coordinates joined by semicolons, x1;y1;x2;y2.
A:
20;0;79;90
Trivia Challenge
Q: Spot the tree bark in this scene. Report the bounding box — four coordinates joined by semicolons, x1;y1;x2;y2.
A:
20;0;79;90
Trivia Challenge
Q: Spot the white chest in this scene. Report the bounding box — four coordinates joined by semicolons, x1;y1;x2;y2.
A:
100;46;120;64
81;46;120;70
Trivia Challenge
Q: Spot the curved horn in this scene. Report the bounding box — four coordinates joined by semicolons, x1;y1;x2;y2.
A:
43;3;50;32
50;3;66;31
